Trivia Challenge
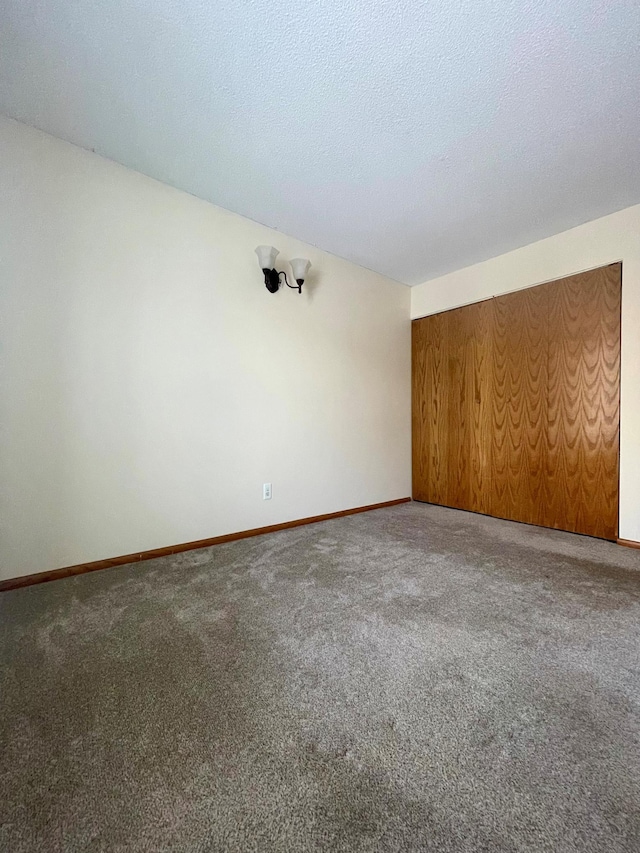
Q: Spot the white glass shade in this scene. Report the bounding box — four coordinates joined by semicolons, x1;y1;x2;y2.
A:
255;245;279;269
290;258;311;281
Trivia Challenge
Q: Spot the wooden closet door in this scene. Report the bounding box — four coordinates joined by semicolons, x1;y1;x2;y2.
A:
490;284;549;527
412;302;492;511
447;301;493;514
546;264;621;539
412;312;449;504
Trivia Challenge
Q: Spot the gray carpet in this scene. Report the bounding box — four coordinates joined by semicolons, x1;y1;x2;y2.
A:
2;502;640;852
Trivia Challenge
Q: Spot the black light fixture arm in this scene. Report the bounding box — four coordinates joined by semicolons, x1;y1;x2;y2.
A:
278;270;303;294
260;268;303;294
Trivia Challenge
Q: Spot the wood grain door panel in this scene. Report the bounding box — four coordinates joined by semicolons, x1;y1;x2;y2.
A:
491;284;549;527
412;312;449;504
546;264;621;539
447;300;493;514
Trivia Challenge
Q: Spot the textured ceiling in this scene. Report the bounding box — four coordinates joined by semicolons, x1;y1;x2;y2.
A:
1;0;639;285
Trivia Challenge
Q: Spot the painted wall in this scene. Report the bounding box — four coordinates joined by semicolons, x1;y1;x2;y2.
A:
0;116;411;581
411;204;640;542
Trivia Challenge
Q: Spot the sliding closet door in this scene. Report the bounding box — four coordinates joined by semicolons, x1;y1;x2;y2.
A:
546;264;621;539
411;302;492;512
412;311;449;504
411;262;621;540
447;301;493;514
490;283;549;527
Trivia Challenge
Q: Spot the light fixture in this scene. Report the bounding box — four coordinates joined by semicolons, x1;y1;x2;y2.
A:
255;246;311;294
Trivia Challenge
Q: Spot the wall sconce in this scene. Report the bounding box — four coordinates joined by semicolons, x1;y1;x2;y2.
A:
255;246;311;295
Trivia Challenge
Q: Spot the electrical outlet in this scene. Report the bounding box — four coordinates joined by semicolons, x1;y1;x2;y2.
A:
263;483;272;500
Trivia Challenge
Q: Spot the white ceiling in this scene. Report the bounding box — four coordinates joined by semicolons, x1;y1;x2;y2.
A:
1;1;639;285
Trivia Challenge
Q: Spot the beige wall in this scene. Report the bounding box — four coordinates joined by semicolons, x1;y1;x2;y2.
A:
411;204;640;542
0;116;411;581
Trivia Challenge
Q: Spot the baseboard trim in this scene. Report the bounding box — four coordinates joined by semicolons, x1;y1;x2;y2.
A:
618;538;640;550
0;497;412;592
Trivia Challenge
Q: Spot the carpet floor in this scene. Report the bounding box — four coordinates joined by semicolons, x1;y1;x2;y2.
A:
2;502;640;852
